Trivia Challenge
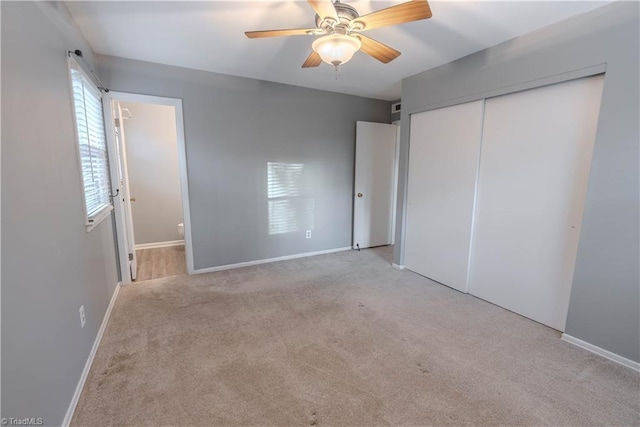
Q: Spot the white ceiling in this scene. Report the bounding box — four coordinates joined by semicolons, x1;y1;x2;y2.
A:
66;1;610;101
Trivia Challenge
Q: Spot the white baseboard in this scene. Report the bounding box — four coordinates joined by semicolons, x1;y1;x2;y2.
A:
62;282;121;427
392;263;405;270
192;247;352;275
135;240;184;250
561;333;640;372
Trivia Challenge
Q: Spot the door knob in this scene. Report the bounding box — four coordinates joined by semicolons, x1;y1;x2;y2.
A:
130;197;136;202
357;193;363;198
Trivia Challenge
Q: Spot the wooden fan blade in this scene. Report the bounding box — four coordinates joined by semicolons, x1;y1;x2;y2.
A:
353;0;432;32
245;28;316;39
307;0;339;21
357;35;401;64
302;51;322;68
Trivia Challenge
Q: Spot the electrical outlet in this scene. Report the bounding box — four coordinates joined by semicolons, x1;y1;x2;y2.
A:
306;230;312;239
79;305;86;328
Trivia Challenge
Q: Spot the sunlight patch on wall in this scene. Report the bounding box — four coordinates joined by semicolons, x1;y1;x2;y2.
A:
267;162;314;235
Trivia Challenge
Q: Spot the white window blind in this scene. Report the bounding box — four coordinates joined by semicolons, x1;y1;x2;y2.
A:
69;57;112;225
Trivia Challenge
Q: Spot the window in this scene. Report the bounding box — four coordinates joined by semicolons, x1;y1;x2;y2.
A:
68;57;113;229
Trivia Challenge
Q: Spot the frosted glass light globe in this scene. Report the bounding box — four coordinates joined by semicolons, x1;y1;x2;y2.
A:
312;34;362;68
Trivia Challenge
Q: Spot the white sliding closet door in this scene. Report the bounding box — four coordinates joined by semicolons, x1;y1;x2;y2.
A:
469;75;604;331
405;101;484;292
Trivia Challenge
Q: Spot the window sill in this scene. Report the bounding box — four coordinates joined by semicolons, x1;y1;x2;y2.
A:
86;204;113;232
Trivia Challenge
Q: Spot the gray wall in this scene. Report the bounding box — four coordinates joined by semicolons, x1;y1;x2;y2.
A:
120;102;183;245
97;56;390;270
1;2;119;425
396;2;639;362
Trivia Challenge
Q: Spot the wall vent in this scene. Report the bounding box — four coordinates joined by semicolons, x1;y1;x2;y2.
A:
391;102;401;114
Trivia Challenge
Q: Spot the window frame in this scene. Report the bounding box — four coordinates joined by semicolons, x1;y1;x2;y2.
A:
67;55;113;232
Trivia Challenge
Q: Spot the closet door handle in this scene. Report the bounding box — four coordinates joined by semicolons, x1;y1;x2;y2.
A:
130;197;136;202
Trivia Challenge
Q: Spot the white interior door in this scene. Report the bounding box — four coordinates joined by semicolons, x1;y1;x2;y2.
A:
405;100;484;292
469;75;604;331
353;121;398;249
112;101;138;281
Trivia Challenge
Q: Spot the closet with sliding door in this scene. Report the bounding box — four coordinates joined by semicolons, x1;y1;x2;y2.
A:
404;74;605;331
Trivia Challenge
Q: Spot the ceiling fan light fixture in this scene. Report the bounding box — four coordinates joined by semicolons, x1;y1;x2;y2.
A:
312;34;361;68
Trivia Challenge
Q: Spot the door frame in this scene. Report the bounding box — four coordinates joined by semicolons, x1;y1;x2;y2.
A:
391;121;400;244
104;91;194;282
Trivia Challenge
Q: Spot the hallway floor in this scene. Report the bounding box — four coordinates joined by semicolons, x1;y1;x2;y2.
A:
135;245;186;281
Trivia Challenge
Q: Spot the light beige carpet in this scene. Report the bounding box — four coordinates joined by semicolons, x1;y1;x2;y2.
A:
72;246;639;426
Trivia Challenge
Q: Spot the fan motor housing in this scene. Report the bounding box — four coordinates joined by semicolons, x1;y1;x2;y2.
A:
315;1;360;31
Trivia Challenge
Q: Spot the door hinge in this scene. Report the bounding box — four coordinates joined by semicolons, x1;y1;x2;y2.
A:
115;118;120;127
129;253;134;261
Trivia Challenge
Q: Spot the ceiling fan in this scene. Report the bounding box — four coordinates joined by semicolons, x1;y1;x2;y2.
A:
245;0;432;69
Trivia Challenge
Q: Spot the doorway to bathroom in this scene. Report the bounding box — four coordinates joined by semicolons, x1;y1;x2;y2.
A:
104;92;193;283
